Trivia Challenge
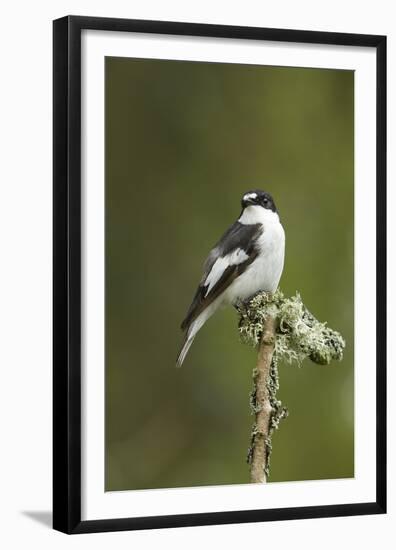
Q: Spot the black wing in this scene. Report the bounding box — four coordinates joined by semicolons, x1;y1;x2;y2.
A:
181;221;262;331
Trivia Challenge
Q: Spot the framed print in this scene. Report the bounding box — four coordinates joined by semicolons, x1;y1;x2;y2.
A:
53;16;386;534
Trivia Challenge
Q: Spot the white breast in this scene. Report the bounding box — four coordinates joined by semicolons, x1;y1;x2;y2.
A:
225;206;285;303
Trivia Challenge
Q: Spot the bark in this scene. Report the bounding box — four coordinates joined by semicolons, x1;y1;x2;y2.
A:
249;315;276;483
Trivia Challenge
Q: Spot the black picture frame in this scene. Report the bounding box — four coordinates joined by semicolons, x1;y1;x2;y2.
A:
53;15;387;534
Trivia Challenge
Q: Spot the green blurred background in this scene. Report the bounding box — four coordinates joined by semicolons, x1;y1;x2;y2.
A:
105;57;354;491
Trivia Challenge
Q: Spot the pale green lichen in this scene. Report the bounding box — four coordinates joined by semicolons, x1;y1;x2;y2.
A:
246;354;288;477
237;289;345;478
264;356;289;477
237;289;345;366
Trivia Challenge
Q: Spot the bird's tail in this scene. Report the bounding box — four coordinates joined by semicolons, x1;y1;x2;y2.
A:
176;304;217;367
176;314;205;367
176;331;196;368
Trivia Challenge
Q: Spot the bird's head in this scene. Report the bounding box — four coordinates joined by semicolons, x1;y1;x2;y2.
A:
241;190;277;213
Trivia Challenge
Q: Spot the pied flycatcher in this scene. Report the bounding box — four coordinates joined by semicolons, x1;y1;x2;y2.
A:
177;190;285;366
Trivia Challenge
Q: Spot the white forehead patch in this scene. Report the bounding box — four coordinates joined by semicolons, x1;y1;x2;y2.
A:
244;192;257;201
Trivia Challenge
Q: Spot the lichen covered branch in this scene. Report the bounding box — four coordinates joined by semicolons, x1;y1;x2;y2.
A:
248;316;276;483
236;289;345;482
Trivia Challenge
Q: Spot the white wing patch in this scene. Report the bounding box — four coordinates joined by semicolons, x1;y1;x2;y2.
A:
204;248;249;296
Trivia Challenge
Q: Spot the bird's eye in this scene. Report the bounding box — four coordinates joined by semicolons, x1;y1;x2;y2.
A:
263;198;268;204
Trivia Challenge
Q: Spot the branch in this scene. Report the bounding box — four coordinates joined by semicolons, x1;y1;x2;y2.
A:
237;289;345;483
249;315;276;483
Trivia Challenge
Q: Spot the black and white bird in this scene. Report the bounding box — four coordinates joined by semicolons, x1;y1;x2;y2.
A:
177;190;285;367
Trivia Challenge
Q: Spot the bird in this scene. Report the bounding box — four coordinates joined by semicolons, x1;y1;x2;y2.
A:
176;189;285;367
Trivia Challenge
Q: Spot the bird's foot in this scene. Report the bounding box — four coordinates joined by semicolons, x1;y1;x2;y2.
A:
244;290;271;306
234;291;273;312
